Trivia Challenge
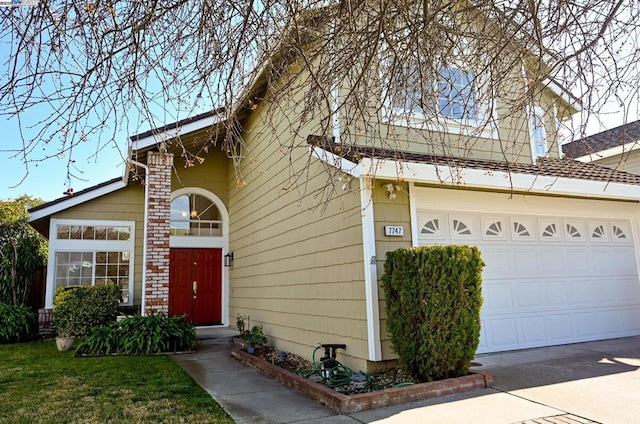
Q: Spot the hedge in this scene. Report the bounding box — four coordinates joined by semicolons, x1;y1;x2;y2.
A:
381;245;484;381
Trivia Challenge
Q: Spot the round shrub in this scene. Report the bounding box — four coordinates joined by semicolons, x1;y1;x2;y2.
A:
53;284;121;337
381;245;484;381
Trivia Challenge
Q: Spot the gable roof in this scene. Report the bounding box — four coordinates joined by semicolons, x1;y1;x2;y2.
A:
308;135;640;200
562;120;640;161
28;177;126;236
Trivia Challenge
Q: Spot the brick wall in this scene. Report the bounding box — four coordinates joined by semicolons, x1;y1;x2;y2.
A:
144;152;174;314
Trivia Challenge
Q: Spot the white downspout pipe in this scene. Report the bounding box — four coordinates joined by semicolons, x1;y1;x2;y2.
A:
128;159;150;316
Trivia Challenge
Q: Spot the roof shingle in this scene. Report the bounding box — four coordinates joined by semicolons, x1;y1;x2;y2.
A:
562;120;640;159
308;135;640;186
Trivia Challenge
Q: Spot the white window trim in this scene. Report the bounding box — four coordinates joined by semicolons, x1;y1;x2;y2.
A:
528;105;548;162
380;39;499;139
45;219;136;308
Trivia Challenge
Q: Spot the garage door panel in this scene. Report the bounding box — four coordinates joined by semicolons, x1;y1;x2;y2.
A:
519;316;546;343
540;248;566;274
545;314;574;341
479;247;511;277
592;278;619;305
485;318;519;348
612;248;639;274
590;247;616;274
566;280;598;305
565;248;590;274
515;282;542;309
600;310;623;334
511;248;540;276
543;281;569;307
572;312;602;337
618;278;640;303
618;308;640;332
483;282;514;312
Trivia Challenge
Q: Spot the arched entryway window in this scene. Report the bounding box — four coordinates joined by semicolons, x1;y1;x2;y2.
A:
170;193;222;237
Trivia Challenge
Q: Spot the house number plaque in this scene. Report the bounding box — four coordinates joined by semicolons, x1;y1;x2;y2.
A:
384;226;404;237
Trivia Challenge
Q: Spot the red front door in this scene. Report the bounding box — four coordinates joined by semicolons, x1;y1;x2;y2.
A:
169;248;222;325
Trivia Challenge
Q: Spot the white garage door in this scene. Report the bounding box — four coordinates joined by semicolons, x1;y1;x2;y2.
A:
415;192;640;353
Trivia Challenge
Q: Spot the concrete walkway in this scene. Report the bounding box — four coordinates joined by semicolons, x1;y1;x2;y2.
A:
173;329;640;424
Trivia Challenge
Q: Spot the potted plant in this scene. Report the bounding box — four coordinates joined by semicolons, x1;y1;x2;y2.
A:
232;314;249;350
245;325;267;354
54;320;75;352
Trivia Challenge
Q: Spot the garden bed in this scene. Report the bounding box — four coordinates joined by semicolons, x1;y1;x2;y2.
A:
231;347;493;414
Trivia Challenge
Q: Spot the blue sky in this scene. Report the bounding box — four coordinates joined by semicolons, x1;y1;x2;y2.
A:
1;112;131;202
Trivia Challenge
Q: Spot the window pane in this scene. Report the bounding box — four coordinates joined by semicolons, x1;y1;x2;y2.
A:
118;227;131;240
171;194;221;237
83;226;93;240
56;225;70;239
54;251;94;289
438;66;476;120
107;227;119;240
70;226;83;239
95;227;107;240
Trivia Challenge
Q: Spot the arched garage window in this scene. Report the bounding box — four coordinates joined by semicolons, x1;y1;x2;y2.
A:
170;193;222;237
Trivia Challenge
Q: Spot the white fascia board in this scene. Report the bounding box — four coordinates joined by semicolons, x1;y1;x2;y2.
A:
309;146;365;176
359;157;640;201
542;78;582;113
575;141;640;163
29;179;127;222
131;115;225;151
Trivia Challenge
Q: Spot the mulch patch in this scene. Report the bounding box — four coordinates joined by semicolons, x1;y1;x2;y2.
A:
255;348;420;394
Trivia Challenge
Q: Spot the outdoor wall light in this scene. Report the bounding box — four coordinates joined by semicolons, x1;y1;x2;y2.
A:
338;175;352;190
382;183;402;200
224;252;234;267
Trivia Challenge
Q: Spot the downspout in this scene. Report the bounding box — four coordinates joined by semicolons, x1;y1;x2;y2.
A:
128;159;150;316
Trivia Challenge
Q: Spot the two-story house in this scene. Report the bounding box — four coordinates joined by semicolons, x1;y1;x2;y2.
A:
29;8;640;372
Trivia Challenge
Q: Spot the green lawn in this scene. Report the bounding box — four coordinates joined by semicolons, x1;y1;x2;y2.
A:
0;341;234;424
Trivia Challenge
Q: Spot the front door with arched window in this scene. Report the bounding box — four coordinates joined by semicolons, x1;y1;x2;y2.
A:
168;189;228;325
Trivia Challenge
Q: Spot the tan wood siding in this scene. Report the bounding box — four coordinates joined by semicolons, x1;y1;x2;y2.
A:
227;87;370;370
171;148;230;206
595;152;640;175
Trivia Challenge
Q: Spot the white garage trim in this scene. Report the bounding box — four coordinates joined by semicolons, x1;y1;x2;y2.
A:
359;157;640;201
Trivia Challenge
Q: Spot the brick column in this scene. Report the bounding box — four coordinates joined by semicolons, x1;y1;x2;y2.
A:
144;152;173;314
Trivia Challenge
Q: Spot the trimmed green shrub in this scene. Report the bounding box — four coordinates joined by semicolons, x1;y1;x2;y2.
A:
381;245;484;381
0;303;37;343
76;312;197;355
53;284;121;337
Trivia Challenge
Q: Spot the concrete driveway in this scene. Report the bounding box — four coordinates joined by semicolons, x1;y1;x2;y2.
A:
353;336;640;424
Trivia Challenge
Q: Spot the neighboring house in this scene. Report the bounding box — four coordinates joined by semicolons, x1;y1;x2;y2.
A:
562;120;640;174
29;24;640;372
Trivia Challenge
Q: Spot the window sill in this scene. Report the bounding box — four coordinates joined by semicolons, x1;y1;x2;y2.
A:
384;114;499;140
